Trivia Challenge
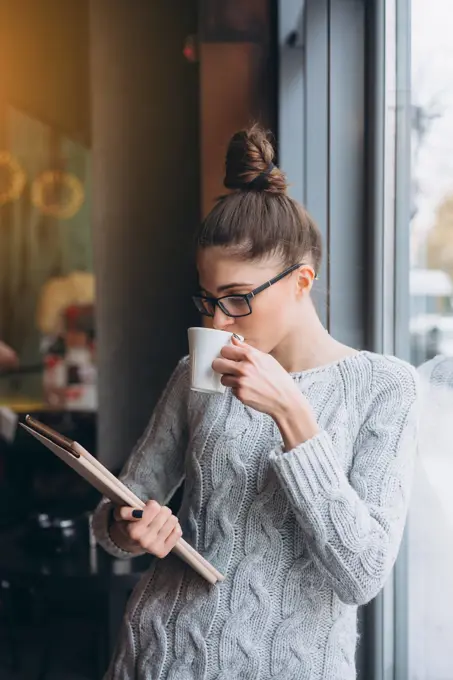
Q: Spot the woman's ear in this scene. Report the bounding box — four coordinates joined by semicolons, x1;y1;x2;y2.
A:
296;265;316;296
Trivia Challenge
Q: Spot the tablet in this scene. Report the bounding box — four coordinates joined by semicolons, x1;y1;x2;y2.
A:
21;415;223;584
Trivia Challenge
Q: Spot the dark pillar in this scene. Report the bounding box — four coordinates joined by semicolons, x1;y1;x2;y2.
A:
199;0;276;216
90;0;199;470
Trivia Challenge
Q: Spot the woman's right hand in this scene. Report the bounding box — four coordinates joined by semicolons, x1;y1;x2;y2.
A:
112;500;182;558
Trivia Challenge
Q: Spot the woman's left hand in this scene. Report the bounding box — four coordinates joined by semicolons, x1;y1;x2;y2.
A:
212;337;320;449
212;337;308;421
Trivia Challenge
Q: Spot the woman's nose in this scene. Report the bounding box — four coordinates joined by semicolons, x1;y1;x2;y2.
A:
212;306;234;331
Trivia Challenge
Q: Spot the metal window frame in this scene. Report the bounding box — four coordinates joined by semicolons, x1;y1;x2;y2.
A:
278;0;412;679
366;2;412;680
363;3;397;678
279;0;367;342
393;0;412;678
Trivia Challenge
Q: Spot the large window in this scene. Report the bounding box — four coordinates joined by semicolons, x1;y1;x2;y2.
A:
409;0;453;365
405;0;453;678
0;1;94;409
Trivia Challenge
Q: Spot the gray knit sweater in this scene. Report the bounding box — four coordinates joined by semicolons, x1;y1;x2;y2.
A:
92;351;419;680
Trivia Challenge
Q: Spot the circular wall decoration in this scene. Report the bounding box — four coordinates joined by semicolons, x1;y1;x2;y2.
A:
0;151;27;206
31;170;85;220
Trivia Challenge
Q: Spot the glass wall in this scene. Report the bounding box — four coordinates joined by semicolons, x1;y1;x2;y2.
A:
0;0;94;409
0;106;92;403
409;0;453;366
404;0;453;678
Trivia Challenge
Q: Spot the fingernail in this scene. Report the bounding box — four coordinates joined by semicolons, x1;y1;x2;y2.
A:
233;333;242;341
132;510;143;519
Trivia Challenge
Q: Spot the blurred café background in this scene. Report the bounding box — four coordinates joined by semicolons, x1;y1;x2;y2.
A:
0;1;452;679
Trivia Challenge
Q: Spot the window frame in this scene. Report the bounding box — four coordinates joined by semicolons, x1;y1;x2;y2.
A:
278;0;412;678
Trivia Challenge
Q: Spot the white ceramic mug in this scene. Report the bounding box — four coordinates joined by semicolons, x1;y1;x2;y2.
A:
188;327;242;394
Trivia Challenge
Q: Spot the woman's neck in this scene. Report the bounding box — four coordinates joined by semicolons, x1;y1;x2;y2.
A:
271;302;358;373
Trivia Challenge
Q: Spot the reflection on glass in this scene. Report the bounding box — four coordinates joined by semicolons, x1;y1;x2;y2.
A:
408;1;453;678
0;105;94;406
410;0;453;365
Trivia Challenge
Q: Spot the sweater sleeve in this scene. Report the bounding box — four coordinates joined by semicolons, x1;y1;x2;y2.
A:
91;357;190;559
269;358;420;606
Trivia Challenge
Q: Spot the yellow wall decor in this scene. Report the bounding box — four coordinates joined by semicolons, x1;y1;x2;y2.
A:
0;151;27;206
31;169;85;219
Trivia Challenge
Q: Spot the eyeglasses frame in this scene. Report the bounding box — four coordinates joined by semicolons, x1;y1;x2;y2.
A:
192;262;317;318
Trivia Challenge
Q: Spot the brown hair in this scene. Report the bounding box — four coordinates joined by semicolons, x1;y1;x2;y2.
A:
196;125;322;272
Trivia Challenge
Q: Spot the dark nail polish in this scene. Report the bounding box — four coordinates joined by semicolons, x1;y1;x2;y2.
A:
132;510;143;519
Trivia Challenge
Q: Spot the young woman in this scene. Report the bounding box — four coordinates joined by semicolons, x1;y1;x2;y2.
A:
93;126;419;680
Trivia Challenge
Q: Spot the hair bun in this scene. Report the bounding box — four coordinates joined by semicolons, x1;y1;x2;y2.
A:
224;124;288;195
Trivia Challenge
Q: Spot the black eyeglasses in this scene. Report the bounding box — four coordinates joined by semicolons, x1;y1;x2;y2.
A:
193;263;315;319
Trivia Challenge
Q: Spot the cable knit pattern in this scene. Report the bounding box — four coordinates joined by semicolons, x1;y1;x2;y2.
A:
93;351;419;680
